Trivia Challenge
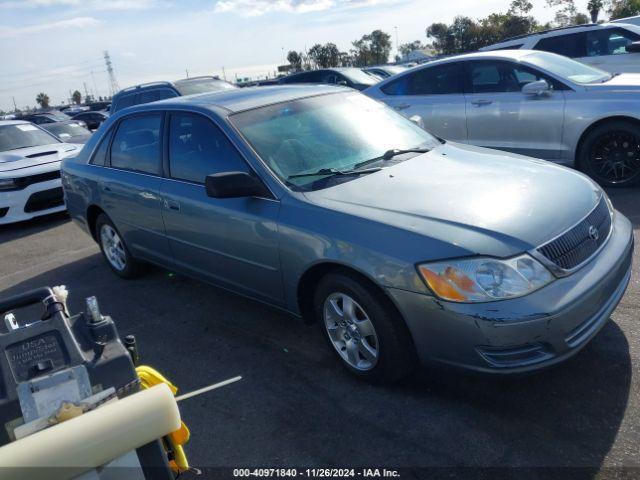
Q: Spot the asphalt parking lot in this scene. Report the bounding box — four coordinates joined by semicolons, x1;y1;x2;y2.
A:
0;188;638;476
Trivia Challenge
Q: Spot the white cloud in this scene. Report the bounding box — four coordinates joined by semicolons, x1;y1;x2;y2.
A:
0;16;100;38
212;0;404;16
0;0;160;10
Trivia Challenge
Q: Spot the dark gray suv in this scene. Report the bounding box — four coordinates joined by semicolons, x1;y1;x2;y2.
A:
111;76;236;113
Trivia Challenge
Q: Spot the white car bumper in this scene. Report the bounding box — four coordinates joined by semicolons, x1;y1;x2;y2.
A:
0;170;65;225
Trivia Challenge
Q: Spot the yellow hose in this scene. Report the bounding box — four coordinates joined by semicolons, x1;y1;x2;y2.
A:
136;366;191;474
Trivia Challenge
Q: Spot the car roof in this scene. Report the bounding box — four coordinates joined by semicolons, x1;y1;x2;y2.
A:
482;22;639;49
411;49;534;66
148;84;351;114
0;120;29;126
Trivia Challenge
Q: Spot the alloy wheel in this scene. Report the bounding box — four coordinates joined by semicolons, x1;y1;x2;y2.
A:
100;224;127;271
589;130;640;185
323;292;379;371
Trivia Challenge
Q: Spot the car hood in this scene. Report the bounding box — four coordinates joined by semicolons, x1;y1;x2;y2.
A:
0;143;81;172
303;142;601;258
585;73;640;91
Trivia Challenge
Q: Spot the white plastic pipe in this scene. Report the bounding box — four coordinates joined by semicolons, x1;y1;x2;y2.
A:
0;384;180;480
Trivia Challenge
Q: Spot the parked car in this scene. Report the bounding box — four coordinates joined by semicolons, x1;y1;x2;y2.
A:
364;65;407;78
480;22;640;74
86;101;111;112
41;121;92;144
0;120;81;224
61;105;89;116
61;86;633;382
365;49;640;187
278;68;380;90
111;76;237;113
71;111;109;130
21;110;74;125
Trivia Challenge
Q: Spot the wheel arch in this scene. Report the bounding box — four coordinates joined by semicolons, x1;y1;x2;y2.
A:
575;115;640;168
86;204;106;241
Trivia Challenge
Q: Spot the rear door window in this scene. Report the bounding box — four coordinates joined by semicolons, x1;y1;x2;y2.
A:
168;113;248;184
114;93;137;111
381;63;463;95
535;32;587;58
109;114;162;175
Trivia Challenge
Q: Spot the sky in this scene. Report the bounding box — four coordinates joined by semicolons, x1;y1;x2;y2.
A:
0;0;591;112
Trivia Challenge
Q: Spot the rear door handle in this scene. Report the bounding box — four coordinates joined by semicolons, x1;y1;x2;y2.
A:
471;99;493;106
163;199;180;211
394;103;411;110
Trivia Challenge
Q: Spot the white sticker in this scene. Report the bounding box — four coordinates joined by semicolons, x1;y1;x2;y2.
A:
17;124;38;131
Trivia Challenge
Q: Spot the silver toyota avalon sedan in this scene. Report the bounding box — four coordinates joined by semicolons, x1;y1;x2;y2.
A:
61;86;634;383
365;50;640;187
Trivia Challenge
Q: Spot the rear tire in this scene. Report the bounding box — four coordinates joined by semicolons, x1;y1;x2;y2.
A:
578;120;640;187
95;213;143;279
314;272;415;384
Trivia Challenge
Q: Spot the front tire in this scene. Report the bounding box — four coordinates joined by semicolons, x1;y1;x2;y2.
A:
95;213;143;278
578;120;640;187
314;272;415;383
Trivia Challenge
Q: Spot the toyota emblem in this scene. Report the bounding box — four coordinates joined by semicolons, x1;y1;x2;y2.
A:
588;225;599;241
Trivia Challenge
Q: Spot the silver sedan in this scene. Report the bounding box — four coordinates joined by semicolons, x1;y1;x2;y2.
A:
365;50;640;187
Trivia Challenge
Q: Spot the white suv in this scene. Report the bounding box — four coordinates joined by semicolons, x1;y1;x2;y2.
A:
481;23;640;73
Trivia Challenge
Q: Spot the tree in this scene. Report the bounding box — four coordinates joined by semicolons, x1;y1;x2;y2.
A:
35;92;50;109
398;40;427;59
587;0;604;22
546;0;590;25
72;90;82;105
287;50;302;71
608;0;640;19
351;30;392;66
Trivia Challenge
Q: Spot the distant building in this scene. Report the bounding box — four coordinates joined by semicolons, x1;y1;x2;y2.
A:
401;49;435;63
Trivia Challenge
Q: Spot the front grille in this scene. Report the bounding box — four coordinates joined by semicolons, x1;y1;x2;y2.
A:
477;343;553;368
24;187;64;213
12;170;61;190
537;197;611;271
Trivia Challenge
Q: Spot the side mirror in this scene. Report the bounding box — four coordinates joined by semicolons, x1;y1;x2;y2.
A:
626;41;640;53
409;115;425;129
522;79;551;96
205;172;269;199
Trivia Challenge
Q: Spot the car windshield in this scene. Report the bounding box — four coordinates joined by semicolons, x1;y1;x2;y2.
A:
523;51;612;84
341;69;380;85
231;92;439;191
0;124;60;152
175;78;237;95
45;122;89;139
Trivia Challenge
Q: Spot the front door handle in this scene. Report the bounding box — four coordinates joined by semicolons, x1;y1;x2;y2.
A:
394;103;411;110
163;199;180;211
471;99;493;106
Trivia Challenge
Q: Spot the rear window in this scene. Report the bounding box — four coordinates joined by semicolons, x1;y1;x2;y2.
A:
109;114;162;175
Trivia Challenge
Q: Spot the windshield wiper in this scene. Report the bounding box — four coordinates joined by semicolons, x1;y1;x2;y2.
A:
288;166;382;180
353;147;431;170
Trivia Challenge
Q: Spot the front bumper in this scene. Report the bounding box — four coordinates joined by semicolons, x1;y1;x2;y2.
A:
0;178;65;225
387;212;634;373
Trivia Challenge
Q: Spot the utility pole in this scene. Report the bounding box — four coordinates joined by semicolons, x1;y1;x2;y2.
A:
83;82;90;102
103;51;120;96
91;70;99;99
12;96;17;112
222;66;227;81
394;26;399;60
185;69;189;78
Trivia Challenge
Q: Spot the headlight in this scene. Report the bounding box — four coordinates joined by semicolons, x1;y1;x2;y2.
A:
417;254;554;303
0;178;16;191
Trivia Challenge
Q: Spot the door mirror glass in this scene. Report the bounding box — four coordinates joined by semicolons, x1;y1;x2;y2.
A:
522;79;550;96
205;171;269;199
625;41;640;53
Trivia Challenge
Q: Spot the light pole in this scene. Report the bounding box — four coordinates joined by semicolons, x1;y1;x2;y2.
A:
394;26;399;60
